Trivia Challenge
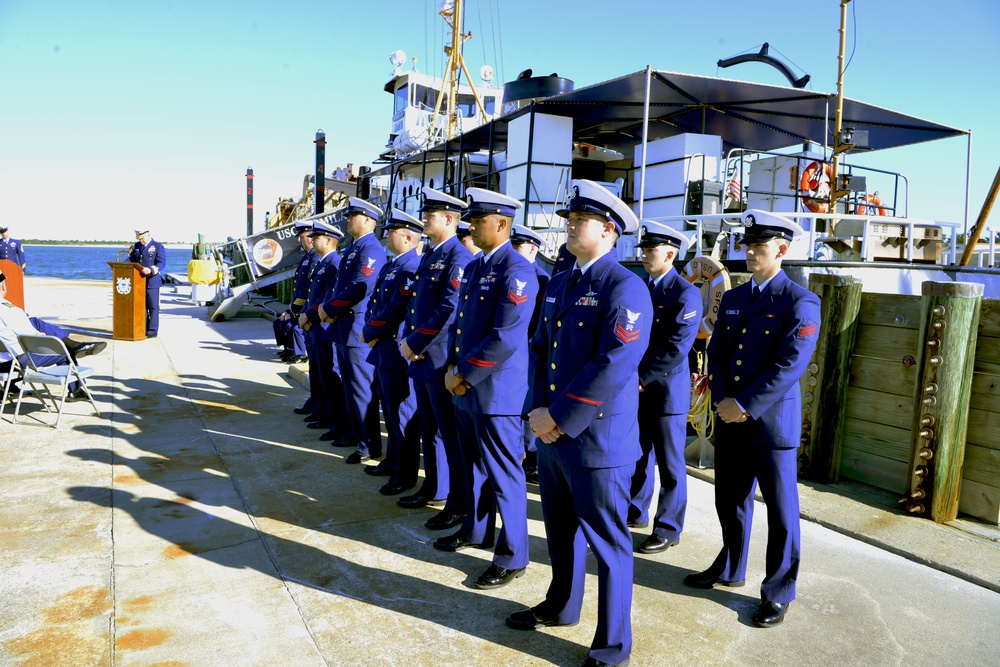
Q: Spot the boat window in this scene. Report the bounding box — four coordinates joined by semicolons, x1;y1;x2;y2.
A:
394;84;410;114
456;94;477;118
414;85;438;111
483;96;495;115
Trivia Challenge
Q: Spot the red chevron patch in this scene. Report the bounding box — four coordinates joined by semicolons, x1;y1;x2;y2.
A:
450;277;460;289
508;291;528;305
361;266;374;277
615;325;641;343
798;323;817;338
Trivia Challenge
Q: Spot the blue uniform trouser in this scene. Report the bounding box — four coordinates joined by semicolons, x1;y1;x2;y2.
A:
315;341;347;431
28;317;69;340
335;343;382;457
628;411;688;539
709;443;800;604
537;449;633;665
412;380;450;503
12;353;83;393
146;286;160;335
455;409;528;570
377;367;420;487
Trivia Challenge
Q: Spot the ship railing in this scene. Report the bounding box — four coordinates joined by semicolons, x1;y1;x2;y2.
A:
723;147;910;218
652;212;967;266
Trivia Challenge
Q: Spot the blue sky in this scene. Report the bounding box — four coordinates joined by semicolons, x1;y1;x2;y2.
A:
1;0;997;242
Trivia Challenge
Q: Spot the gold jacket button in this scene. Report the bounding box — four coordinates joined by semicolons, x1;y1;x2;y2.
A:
557;320;562;327
734;375;741;382
553;341;558;348
736;360;742;366
549;384;556;391
738;344;743;349
765;330;770;335
551;363;556;370
456;329;462;334
742;328;747;333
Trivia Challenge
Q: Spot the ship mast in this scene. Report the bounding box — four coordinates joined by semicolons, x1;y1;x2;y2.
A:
830;0;853;205
429;0;489;142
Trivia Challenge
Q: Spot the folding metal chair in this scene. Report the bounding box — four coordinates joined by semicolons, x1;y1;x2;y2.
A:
13;334;100;428
0;338;25;419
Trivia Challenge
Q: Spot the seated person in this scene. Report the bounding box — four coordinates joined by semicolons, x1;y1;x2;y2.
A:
0;269;106;397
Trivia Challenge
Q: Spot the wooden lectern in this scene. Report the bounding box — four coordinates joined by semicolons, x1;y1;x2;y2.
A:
107;262;147;341
0;259;25;310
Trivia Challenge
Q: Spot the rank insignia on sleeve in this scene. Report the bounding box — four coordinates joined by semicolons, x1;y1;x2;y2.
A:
450;267;463;289
509;279;529;305
360;257;377;277
615;308;642;343
798;323;818;338
683;310;697;320
400;277;415;295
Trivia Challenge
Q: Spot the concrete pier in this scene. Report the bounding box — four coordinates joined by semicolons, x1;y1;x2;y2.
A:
2;278;999;666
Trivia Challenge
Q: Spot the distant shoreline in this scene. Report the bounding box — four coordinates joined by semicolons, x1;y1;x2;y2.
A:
24;242;194;249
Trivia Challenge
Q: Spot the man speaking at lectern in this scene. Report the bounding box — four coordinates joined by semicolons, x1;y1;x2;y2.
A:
128;229;167;338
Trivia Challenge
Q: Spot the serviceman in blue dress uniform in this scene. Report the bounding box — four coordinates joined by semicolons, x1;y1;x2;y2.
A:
509;180;651;667
0;226;27;270
274;219;315;364
360;208;422;494
299;218;346;434
628;221;702;554
396;189;475;532
128;230;167;337
434;189;538;590
684;209;821;629
320;198;385;464
510;224;550;484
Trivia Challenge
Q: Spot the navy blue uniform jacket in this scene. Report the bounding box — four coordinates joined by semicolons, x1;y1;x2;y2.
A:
324;233;385;347
362;249;420;371
304;252;340;344
403;236;474;382
289;249;316;315
707;270;821;449
448;242;538;416
528;252;652;468
639;269;702;415
128;238;167;288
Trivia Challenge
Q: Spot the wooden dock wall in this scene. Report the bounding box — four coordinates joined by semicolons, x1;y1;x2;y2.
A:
811;289;1000;524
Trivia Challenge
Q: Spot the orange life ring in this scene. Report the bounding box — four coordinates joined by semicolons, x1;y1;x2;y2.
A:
683;256;731;340
799;161;832;213
856;193;887;216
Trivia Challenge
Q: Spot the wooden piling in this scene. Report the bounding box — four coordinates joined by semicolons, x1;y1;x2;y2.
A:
905;281;983;523
800;274;863;482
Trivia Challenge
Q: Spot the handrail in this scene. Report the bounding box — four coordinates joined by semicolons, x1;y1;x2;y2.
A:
646;211;964;265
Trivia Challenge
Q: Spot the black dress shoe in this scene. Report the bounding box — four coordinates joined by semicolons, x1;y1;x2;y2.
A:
424;511;466;531
505;606;575;631
752;600;789;627
682;570;745;589
396;493;445;509
145;332;157;338
581;657;630;667
525;469;539;485
433;533;481;552
637;534;679;554
293;406;312;415
303;413;322;422
69;341;107;359
474;564;525;589
626;520;648;529
345;451;369;465
306;421;331;430
379;482;413;496
363;464;392;477
326;436;357;447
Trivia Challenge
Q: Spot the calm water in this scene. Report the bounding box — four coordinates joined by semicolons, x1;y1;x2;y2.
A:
22;245;183;281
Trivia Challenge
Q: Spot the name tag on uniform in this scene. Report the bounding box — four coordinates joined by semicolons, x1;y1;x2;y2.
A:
545;296;556;303
727;309;739;315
